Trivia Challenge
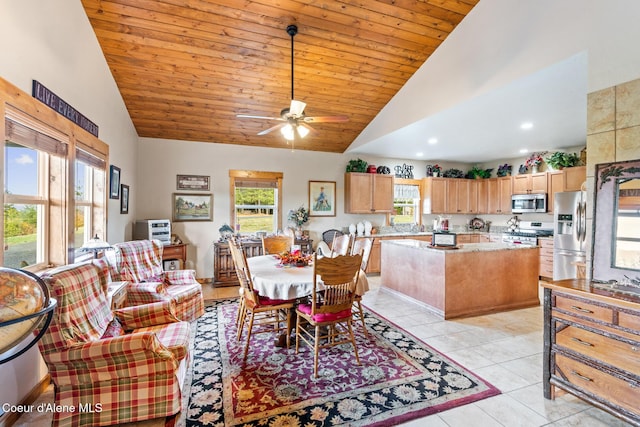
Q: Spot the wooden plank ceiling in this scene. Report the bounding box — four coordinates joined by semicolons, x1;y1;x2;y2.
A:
82;0;478;153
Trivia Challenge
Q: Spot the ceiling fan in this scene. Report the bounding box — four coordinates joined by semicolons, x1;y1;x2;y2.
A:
236;25;349;141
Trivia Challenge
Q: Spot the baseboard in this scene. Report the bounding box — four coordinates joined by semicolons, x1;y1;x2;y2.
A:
0;375;50;427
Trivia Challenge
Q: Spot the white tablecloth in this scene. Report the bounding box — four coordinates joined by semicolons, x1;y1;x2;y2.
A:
247;255;369;300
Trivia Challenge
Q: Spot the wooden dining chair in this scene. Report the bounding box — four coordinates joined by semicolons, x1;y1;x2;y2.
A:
330;233;352;256
261;234;294;255
233;244;295;360
228;237;247;327
351;237;373;336
295;253;363;377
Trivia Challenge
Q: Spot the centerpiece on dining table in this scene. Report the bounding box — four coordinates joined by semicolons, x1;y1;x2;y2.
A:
275;249;313;267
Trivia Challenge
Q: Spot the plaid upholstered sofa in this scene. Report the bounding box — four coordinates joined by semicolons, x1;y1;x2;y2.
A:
37;260;190;426
107;239;205;322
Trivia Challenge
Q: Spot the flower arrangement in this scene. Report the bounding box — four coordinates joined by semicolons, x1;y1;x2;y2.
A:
497;163;512;177
525;152;545;169
288;205;309;227
432;164;442;174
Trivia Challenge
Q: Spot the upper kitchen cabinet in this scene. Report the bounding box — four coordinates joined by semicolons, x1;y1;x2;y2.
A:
446;179;479;214
487;177;512;214
512;172;548;194
548;166;587;213
344;173;394;213
422;177;447;214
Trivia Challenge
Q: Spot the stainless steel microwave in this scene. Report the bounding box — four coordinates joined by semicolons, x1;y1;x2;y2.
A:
511;193;547;213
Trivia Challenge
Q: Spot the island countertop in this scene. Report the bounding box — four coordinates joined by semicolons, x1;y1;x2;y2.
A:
380;238;540;319
382;239;535;252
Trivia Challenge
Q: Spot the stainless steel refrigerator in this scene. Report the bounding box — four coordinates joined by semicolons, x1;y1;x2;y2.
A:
553;191;587;280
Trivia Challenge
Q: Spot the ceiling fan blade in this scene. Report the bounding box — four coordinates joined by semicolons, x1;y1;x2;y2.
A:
303;115;349;123
289;100;306;117
237;114;284;121
299;122;318;136
257;123;285;136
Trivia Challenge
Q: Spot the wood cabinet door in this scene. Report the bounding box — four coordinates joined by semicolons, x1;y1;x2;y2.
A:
467;179;478;214
367;238;382;273
372;174;394;212
498;177;512;213
344;173;373;213
531;173;548;193
564;166;586;191
512;174;531;194
423;177;447;214
548;171;564;214
477;179;489;213
487;178;500;214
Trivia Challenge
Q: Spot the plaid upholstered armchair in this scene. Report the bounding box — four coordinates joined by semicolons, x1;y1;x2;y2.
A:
107;239;204;322
37;261;190;427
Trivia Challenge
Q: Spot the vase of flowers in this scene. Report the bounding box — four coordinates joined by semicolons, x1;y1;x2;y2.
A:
288;206;309;237
525;152;545;173
432;164;442;177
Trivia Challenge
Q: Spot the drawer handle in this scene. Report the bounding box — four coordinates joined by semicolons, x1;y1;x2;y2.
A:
570;337;594;347
571;370;593;382
570;305;593;314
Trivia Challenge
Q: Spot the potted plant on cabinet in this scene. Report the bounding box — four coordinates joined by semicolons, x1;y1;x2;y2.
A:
497;163;512;177
545;151;580;170
466;165;493;179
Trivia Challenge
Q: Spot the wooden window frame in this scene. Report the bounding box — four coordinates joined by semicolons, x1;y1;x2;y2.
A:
229;170;283;233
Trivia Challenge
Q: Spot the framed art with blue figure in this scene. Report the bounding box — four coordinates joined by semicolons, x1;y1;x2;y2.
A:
308;181;336;217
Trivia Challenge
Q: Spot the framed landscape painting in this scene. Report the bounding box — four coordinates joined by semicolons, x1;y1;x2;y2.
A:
308;181;336;217
172;193;213;222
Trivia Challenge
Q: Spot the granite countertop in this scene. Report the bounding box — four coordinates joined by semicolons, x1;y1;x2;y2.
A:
370;230;498;238
382;239;537;252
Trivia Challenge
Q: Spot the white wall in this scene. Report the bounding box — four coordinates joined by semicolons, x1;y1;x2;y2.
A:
0;0;138;414
0;0;139;243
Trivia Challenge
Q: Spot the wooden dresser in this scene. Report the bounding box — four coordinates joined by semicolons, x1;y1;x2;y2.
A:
213;238;313;286
542;280;640;426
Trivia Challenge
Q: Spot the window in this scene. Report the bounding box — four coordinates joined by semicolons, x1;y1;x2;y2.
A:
1;78;109;270
3;116;67;270
73;148;106;261
229;170;283;234
392;181;421;224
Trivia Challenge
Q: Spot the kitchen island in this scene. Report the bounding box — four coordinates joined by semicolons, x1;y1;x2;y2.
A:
381;239;540;319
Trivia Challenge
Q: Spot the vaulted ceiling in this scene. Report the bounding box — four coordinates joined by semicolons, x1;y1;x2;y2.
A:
81;0;478;153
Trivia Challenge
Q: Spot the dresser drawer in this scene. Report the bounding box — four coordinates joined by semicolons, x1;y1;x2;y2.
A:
619;310;640;332
556;325;640;373
554;294;613;323
554;353;640;415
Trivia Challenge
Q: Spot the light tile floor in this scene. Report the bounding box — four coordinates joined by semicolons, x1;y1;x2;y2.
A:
13;277;633;427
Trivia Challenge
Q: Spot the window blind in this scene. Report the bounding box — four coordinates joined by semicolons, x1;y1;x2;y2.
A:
5;117;68;157
394;184;420;199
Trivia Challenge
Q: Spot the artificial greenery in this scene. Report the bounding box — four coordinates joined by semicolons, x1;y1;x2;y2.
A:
346;158;368;173
497;163;512;177
442;168;465;178
545;151;580;169
466;165;493;179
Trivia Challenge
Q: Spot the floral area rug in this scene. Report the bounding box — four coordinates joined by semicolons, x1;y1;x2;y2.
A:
184;299;500;426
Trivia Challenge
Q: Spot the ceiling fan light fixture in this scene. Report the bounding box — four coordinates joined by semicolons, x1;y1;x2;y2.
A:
290;100;306;117
281;124;295;140
296;124;310;138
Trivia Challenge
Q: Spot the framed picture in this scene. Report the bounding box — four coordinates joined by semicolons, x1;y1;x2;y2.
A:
120;184;129;214
308;181;336;217
172;193;213;222
176;174;210;191
109;165;121;199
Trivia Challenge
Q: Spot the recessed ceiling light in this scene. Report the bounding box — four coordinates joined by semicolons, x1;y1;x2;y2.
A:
520;122;533;130
519;148;529;153
428;138;438;144
416;152;424;157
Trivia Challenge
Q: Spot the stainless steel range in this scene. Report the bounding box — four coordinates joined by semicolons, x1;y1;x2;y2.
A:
502;221;554;246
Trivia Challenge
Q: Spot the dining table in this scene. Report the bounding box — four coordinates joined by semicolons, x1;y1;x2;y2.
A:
247;254;369;300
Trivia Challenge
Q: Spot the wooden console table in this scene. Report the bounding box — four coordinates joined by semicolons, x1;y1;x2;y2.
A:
214;238;313;287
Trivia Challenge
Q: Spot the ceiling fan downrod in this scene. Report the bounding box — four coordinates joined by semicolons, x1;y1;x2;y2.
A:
286;24;297;101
